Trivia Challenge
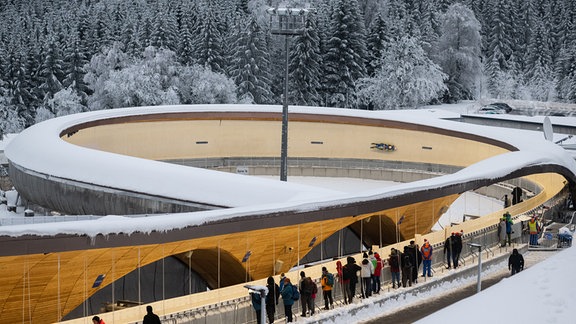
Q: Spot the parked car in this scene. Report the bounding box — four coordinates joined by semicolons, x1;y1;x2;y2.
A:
478;102;513;114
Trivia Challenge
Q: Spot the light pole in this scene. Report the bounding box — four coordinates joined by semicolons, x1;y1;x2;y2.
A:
266;6;309;181
468;242;482;293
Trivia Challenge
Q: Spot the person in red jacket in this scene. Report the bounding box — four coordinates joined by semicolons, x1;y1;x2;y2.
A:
92;316;105;324
372;252;383;294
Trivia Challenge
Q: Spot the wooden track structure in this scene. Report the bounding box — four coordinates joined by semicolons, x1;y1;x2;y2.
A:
1;106;575;323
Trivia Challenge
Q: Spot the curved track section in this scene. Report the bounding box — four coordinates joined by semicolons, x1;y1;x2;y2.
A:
1;105;575;323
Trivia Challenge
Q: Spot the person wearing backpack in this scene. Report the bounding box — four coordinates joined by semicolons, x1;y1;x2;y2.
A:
320;266;334;310
420;239;433;277
299;271;315;317
280;277;296;322
388;248;401;289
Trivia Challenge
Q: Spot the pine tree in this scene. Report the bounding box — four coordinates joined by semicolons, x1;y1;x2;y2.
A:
323;0;368;108
63;39;91;107
483;0;517;97
366;13;393;76
229;18;272;104
38;38;65;111
289;14;322;106
196;8;225;74
150;9;178;51
555;27;576;102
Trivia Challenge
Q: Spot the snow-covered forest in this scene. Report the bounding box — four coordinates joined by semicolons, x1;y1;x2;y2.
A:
0;0;575;136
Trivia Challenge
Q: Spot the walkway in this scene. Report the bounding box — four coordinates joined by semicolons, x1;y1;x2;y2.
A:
290;244;557;324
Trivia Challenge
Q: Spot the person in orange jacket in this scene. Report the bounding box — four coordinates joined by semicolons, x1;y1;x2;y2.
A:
320;266;334;310
421;239;433;277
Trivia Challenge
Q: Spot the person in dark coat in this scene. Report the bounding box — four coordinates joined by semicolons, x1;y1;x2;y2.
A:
444;234;453;269
388;248;401;288
299;271;315;317
400;246;413;287
451;232;463;268
143;305;161;324
508;248;524;275
405;241;422;283
266;276;280;323
342;256;361;303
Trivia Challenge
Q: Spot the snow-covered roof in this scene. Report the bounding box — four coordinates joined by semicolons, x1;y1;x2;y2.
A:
3;104;576;238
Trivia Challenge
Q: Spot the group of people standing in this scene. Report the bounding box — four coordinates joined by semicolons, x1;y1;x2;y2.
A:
250;235;467;323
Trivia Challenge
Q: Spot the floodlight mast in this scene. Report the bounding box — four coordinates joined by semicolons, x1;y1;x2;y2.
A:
266;6;309;181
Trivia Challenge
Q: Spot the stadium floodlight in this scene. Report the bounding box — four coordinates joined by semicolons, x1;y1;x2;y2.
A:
266;6;310;181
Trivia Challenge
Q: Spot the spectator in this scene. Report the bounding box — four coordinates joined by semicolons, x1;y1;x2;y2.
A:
405;241;422;283
528;215;541;246
342;256;361;303
401;246;413;287
372;252;383;293
498;218;507;247
336;260;347;304
280;278;296;322
320;266;334;310
420;239;433;277
360;256;373;298
388;248;401;289
250;290;263;324
504;212;514;246
143;305;161;324
508;248;524;275
444;234;453;269
502;194;511;208
452;232;463;268
266;276;280;323
299;271;315;317
92;316;105;324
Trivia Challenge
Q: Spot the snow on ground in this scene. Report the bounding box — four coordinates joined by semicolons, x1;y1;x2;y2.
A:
417;245;575;324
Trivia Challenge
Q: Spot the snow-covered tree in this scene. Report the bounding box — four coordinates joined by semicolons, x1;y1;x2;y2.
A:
48;87;85;117
484;0;517;96
85;42;133;110
99;47;180;108
63;40;91;107
176;65;237;104
196;8;226;73
323;0;368;108
0;96;25;135
366;13;394;76
436;3;482;102
289;14;322;106
229;17;272;104
357;37;447;110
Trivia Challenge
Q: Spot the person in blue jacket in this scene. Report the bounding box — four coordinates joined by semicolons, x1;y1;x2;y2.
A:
504;212;513;246
250;290;263;324
280;277;296;322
